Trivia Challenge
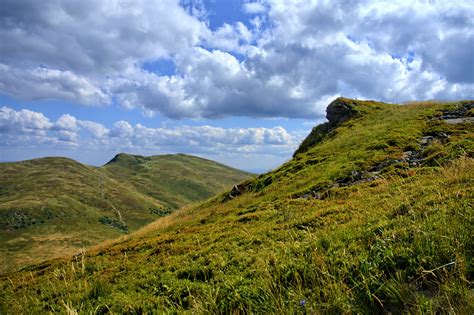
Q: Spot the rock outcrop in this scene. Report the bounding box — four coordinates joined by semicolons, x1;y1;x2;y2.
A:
326;98;359;126
293;97;358;156
436;100;474;124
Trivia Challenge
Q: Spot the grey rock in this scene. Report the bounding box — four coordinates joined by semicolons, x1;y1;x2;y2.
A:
294;98;358;156
444;117;474;124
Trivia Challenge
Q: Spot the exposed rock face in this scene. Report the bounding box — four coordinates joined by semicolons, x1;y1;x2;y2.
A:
293;98;358;156
326;98;358;126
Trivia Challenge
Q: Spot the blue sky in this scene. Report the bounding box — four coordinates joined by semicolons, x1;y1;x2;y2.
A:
0;0;473;172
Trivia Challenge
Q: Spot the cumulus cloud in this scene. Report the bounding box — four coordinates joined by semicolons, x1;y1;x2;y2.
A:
0;107;300;159
0;0;206;75
0;106;52;135
54;114;78;131
207;22;254;53
0;64;109;105
77;120;110;138
106;0;474;118
0;106;70;147
107;123;293;148
0;0;472;118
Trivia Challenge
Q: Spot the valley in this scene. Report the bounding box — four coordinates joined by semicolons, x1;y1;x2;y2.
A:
0;154;252;274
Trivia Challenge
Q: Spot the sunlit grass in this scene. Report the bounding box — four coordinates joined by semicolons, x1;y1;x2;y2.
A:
1;99;472;313
0;155;251;274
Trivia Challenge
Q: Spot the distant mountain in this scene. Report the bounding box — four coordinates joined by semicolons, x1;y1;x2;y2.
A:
0;154;252;273
1;98;473;313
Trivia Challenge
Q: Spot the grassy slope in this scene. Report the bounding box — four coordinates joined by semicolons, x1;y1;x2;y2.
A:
0;155;251;274
102;153;253;209
1;99;473;313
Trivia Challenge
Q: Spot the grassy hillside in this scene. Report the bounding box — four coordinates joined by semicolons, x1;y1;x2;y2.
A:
1;98;473;313
103;153;253;209
0;154;251;274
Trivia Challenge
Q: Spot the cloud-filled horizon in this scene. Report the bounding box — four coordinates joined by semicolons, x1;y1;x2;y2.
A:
0;0;473;170
0;105;302;171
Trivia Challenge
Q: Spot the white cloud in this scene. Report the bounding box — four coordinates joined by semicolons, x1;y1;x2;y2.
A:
207;22;254;53
0;0;472;119
243;2;267;14
77;120;110;138
56;130;78;142
107;122;295;148
109;0;473;118
0;106;52;135
110;121;134;138
0;107;301;165
0;0;207;75
54;114;78;131
0;106;70;148
0;64;109;105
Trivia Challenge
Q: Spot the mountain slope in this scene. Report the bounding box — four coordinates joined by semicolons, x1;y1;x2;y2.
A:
102;153;253;209
1;99;473;313
0;154;252;274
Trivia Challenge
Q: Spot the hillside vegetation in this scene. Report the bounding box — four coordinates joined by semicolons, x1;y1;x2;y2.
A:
1;98;473;313
0;154;251;274
103;153;252;209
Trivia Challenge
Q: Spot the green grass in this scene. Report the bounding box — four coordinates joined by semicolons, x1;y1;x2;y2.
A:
0;154;252;274
0;99;473;313
103;153;253;209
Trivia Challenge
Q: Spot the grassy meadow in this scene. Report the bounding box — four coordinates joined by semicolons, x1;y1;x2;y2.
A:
0;154;251;274
1;99;472;313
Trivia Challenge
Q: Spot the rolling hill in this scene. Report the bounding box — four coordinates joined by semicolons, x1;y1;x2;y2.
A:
1;98;473;313
0;154;252;274
102;153;254;209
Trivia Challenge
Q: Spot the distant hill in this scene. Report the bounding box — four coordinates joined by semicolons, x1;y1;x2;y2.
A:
103;153;253;209
1;98;473;313
0;154;252;273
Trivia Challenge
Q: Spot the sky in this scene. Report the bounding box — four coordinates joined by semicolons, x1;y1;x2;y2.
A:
0;0;473;172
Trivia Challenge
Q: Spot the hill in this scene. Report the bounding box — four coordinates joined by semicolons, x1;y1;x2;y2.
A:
0;154;252;274
1;98;473;313
102;153;253;209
